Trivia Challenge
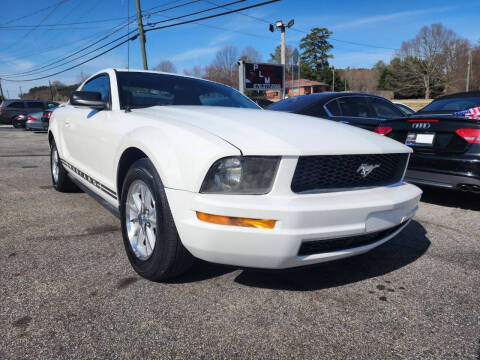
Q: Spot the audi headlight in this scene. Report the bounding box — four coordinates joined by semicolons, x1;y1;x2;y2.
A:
200;156;280;194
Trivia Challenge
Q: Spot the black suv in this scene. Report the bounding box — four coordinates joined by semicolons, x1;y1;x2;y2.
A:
0;100;58;125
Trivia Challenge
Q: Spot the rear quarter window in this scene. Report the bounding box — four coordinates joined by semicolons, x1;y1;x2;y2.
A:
370;98;404;119
325;100;341;116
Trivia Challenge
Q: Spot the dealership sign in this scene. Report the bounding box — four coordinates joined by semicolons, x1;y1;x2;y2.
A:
239;62;285;92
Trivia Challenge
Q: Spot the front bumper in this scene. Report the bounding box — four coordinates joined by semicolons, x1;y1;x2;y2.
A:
165;183;422;269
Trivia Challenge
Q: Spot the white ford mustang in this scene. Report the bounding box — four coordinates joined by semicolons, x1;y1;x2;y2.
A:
48;69;422;281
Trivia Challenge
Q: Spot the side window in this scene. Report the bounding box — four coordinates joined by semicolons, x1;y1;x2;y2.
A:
26;101;44;108
337;97;374;118
82;74;111;103
370;97;404;119
325;99;342;116
7;102;24;109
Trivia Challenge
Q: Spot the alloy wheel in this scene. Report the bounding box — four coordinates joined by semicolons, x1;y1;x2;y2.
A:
51;148;59;184
125;179;157;260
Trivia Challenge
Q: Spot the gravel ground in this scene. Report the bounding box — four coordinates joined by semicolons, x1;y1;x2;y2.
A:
0;126;479;359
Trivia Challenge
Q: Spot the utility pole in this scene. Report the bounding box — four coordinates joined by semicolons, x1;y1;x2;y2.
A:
332;68;335;92
49;80;54;101
135;0;148;70
19;86;22;98
238;60;245;94
0;79;5;100
466;49;472;92
270;19;294;99
280;26;286;73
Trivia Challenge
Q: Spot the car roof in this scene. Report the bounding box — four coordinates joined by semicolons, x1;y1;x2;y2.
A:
435;91;480;100
285;92;390;102
84;68;236;91
271;92;391;108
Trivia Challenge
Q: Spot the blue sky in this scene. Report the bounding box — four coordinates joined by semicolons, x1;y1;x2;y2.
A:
1;0;479;97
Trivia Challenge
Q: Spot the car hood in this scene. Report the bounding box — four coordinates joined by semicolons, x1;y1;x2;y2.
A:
133;106;411;156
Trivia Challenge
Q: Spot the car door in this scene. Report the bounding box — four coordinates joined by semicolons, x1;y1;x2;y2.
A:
62;73;117;191
326;96;379;130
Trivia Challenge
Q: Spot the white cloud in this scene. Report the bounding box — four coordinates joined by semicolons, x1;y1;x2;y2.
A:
0;56;35;72
167;46;220;62
331;49;395;69
331;6;459;30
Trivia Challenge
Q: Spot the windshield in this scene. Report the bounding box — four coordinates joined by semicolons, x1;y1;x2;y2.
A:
419;97;480;112
116;72;260;110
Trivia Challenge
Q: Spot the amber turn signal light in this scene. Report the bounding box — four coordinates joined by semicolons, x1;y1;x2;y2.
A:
196;212;276;229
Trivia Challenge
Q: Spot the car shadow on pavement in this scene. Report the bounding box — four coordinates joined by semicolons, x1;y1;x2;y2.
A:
419;186;480;211
169;221;430;289
164;260;235;283
233;220;430;291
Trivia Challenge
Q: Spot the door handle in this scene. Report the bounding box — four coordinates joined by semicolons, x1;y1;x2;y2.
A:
65;120;70;127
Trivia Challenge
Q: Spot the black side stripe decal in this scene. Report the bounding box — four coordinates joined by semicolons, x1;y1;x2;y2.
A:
61;159;117;200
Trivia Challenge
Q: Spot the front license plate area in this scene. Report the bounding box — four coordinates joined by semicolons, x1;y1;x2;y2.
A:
406;132;435;146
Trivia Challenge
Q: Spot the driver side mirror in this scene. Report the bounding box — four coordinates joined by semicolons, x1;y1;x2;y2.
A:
70;91;106;110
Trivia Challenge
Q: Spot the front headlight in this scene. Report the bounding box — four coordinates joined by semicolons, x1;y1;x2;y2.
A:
200;156;280;194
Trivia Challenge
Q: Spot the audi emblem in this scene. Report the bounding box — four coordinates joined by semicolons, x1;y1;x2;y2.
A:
411;123;431;129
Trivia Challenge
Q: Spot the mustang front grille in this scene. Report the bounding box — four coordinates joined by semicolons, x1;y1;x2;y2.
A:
291;153;409;193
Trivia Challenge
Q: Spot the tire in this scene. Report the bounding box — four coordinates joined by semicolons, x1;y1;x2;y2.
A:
120;158;193;281
50;140;77;192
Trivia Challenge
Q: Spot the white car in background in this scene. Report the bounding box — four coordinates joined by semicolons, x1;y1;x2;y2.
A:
48;69;421;281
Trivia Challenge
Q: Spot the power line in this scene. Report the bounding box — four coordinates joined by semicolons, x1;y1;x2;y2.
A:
203;0;399;51
289;27;398;51
1;36;136;82
4;0;72;52
0;18;133;29
2;0;71;25
145;0;246;26
202;0;270;23
151;2;275;40
1;0;109;61
1;0;279;82
0;26;113;31
143;0;187;12
1;0;203;77
146;0;203;16
146;0;280;32
1;22;135;77
0;21;130;65
2;0;259;78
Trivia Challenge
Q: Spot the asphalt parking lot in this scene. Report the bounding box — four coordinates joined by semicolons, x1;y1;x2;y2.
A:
0;126;479;359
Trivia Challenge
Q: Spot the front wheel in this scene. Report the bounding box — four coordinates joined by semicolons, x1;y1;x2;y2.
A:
50;140;77;192
120;158;193;281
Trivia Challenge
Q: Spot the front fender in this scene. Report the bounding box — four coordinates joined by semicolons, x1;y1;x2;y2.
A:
48;114;61;153
114;125;240;193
